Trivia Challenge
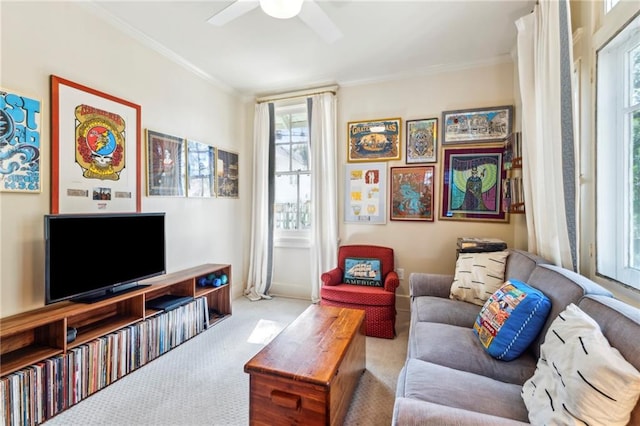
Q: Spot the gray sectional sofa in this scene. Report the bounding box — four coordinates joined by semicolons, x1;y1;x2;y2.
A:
393;249;640;425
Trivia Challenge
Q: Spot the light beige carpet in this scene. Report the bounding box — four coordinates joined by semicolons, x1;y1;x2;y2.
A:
45;296;409;425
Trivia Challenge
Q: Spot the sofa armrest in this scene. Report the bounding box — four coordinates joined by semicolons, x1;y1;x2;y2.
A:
384;271;400;293
321;267;343;286
409;273;454;298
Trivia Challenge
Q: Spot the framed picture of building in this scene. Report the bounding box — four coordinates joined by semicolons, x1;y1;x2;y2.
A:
440;145;507;222
442;105;513;145
390;166;435;221
347;118;401;162
146;129;186;197
406;118;437;163
0;87;42;193
216;148;239;198
51;75;141;213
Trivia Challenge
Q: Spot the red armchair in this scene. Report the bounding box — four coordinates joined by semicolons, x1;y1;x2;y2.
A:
320;245;399;339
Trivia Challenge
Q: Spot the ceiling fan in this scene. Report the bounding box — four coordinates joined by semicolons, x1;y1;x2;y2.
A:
207;0;343;44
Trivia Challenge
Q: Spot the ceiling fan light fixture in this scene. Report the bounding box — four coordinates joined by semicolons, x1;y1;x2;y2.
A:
259;0;304;19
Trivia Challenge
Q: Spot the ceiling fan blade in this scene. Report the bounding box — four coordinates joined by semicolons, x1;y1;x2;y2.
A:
207;0;260;26
298;1;343;44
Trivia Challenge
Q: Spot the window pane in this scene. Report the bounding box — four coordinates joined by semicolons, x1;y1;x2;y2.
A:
275;144;291;172
299;173;311;230
275;174;298;230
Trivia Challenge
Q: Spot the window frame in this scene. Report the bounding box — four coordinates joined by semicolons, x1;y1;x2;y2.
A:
273;100;311;242
595;12;640;289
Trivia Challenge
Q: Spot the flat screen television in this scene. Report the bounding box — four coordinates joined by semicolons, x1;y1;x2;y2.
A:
45;212;166;304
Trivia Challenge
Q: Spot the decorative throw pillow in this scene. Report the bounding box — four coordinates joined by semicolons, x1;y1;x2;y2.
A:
473;279;551;361
343;257;382;287
522;303;640;426
450;250;509;306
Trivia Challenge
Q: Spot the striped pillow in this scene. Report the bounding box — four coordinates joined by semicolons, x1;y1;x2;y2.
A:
450;250;509;306
522;303;640;425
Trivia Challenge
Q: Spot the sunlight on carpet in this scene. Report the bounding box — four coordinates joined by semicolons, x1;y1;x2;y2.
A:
246;319;285;345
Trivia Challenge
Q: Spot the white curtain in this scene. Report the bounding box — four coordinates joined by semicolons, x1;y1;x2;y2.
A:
245;102;273;300
309;93;339;302
516;0;577;269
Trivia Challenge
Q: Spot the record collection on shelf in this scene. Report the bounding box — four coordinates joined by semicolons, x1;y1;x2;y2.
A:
0;298;209;426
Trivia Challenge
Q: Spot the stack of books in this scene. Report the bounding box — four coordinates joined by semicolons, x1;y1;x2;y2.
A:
457;237;507;253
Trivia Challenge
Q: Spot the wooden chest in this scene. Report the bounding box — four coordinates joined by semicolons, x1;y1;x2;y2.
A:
244;305;366;426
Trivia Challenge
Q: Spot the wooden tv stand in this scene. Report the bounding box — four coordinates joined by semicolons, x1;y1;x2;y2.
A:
0;263;231;377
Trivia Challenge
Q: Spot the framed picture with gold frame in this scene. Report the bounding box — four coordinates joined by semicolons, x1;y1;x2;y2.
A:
216;148;239;198
406;118;437;164
347;118;401;162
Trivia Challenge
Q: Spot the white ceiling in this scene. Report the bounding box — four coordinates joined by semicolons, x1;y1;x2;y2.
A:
85;0;536;97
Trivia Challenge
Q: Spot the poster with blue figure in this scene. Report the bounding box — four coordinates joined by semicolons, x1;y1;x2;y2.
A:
0;88;41;192
390;166;434;221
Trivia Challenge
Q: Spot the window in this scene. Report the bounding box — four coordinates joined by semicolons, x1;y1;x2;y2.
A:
596;14;640;289
605;0;621;14
274;102;310;232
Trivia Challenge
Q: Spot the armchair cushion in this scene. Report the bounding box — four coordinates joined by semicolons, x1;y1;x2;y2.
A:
343;257;383;287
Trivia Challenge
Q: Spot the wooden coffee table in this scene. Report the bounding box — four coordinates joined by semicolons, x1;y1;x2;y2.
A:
244;304;366;426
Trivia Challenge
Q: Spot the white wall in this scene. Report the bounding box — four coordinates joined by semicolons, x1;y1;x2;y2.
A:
269;61;525;310
0;2;249;317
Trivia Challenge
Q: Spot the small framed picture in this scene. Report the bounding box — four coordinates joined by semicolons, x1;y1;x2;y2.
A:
406;118;437;163
442;105;513;145
146;129;186;197
216;148;239;198
347;118;401;162
186;140;215;198
390;166;435;221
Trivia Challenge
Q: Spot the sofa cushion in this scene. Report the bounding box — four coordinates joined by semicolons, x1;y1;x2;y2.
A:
413;296;481;328
524;264;612;359
408;321;537;385
343;257;383;286
397;358;529;422
578;294;640;425
473;279;551;361
522;303;640;426
320;284;395;306
450;251;509;306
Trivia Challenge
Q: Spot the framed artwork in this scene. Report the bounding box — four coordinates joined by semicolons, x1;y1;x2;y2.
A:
347;118;401;162
442;105;513;145
344;162;387;224
406;118;437;164
146;129;186;197
51;75;141;213
186;140;215;198
216;148;238;198
390;166;435;221
440;145;507;222
0;87;42;193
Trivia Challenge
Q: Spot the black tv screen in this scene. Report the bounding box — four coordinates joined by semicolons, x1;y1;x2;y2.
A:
45;212;166;304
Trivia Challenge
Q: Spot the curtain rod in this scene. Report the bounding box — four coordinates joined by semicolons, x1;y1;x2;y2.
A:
256;85;338;103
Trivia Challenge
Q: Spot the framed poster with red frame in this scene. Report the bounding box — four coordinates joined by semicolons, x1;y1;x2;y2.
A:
50;75;141;213
390;166;435;221
439;145;508;222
